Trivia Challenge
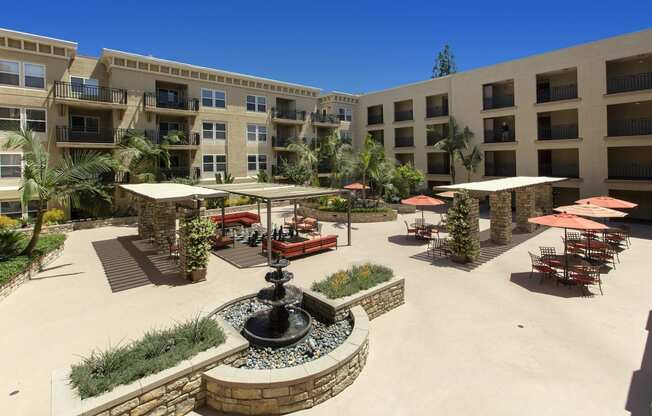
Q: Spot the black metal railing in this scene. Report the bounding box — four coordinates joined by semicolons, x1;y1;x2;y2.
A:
538;124;579;140
143;92;199;111
485;162;516;177
272;136;307;148
607;72;652;94
271;108;306;121
608;162;652;180
394;110;413;122
608;118;652;137
318;160;332;174
159;167;199;180
311;112;340;124
426;132;447;146
143;130;200;146
54;81;127;105
484;129;516;143
367;114;384;125
538;163;579;178
369;133;384;145
55;126;128;144
271;165;283;176
483;94;514;110
395;136;414;147
536;84;577;103
426;106;449;118
427;164;450;175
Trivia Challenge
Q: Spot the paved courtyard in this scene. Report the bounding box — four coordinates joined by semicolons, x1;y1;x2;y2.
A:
0;206;650;415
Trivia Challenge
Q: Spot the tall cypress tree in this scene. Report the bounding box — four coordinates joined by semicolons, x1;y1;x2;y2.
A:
432;44;457;78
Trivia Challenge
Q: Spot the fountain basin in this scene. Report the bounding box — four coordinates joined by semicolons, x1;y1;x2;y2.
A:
242;306;312;348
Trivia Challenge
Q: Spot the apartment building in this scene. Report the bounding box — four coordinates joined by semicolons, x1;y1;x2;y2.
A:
356;29;652;219
1;27;652;219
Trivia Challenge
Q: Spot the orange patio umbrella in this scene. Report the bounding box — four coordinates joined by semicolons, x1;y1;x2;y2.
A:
401;194;445;223
436;191;459;199
343;182;370;191
575;196;638;209
553;203;628;219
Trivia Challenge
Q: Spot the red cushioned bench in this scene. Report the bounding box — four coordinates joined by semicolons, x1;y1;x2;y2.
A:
261;235;338;259
210;212;260;227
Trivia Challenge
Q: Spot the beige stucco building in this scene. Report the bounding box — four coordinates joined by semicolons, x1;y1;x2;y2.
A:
1;27;651;219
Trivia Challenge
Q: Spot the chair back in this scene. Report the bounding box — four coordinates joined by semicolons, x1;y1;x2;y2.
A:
539;246;556;258
529;252;542;266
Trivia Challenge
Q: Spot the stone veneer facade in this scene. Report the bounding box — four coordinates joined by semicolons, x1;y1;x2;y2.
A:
515;186;536;233
489;191;512;245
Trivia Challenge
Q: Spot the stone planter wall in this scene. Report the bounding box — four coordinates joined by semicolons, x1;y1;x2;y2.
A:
51;317;248;416
388;203;416;214
303;277;405;323
0;243;64;302
297;206;397;223
203;307;369;415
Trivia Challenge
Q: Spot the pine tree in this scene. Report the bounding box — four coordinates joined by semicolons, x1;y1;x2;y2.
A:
432;44;457;78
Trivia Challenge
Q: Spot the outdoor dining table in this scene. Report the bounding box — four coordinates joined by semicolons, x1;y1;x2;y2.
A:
543;254;591;284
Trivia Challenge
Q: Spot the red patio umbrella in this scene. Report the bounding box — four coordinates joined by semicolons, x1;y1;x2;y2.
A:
401;194;445;223
528;213;608;278
343;182;370;190
575;196;638;209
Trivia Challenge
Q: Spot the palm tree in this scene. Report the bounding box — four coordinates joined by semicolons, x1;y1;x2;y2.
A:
459;145;483;182
115;130;180;183
431;116;474;184
3;129;114;256
357;135;386;201
318;131;354;187
287;138;318;185
369;158;395;201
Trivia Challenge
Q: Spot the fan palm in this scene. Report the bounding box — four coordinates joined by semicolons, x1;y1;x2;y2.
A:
459;145;483;183
3;129;115;256
431;116;474;183
357;135;386;201
318;131;354;187
115;130;181;182
287;138;318;185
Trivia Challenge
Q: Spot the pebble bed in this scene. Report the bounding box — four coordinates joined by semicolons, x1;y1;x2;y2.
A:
218;298;352;369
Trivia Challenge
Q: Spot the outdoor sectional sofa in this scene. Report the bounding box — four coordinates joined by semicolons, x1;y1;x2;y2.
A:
210;212;260;227
262;235;338;259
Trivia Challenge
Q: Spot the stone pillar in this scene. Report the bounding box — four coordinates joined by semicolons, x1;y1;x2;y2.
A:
452;192;480;261
535;184;553;214
151;201;177;253
490;191;512;245
515;186;536;233
138;198;154;240
178;199;206;279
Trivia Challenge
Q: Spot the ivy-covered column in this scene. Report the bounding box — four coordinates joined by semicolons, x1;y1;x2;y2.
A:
178;198;214;281
449;191;480;263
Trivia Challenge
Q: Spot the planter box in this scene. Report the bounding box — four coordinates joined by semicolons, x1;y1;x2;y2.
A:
0;244;64;302
297;206;397;223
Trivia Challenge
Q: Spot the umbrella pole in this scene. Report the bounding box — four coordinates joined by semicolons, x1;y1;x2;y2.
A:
564;228;568;280
422;208;425;224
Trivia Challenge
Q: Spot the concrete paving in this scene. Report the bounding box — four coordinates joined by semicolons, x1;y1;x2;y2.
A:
0;206;649;415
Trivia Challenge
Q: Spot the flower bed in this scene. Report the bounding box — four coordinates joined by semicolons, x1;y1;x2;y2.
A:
0;233;66;287
297;205;397;223
311;263;393;299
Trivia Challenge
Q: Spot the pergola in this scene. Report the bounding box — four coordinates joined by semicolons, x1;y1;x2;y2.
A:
203;182;352;265
435;176;568;248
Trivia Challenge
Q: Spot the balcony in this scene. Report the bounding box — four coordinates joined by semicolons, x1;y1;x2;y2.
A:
143;130;200;147
272;136;307;149
485;162;516;177
55;126;127;146
608;146;652;180
394;110;413;122
537;84;578;103
368;130;384;145
484;129;515;143
54;81;127;107
538;124;579;140
538;162;579;178
426;131;447;146
427;153;450;174
311;112;340;127
159;167;200;181
483;95;514;110
318;160;332;174
538;148;580;177
367;114;384;125
608;162;652;180
607;72;652;94
395;136;414;148
143;92;199;113
608;118;652;137
426;106;448;118
271;108;306;124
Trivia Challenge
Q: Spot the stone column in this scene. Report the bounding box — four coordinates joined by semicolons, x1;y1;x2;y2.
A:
151;201;177;253
515;186;536;233
178;199;206;279
490;191;512;245
138;198;154;240
535;184;553;214
452;192;480;261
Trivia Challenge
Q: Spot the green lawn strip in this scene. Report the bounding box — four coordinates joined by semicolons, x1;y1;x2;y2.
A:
70;317;225;399
0;233;66;286
311;263;394;299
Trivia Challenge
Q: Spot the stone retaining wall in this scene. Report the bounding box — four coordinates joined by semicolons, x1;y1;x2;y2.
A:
303;277;405;323
297;206;397;223
0;244;64;302
203;307;369;415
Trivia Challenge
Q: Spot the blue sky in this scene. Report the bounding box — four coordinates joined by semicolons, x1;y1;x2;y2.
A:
2;0;651;93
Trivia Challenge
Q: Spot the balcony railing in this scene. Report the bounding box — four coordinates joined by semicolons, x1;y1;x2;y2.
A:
272;136;307;148
537;84;578;103
271;108;306;121
143;92;199;111
55;126;128;144
311;113;340;124
484;129;516;143
426;132;447;146
538;163;579;178
538;124;579;140
54;81;127;105
607;72;652;94
318;160;332;174
369;134;384;145
608;162;652;180
485;162;516;177
159;167;200;181
394;110;414;122
608;118;652;137
143;130;200;146
483;94;514;110
367;114;384;125
427;164;450;175
426;106;449;118
395;136;414;148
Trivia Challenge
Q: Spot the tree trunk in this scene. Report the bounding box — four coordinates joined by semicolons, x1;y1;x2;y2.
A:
361;172;367;207
21;203;45;256
450;153;456;184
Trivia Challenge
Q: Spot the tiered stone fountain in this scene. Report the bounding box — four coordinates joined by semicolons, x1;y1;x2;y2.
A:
242;259;313;347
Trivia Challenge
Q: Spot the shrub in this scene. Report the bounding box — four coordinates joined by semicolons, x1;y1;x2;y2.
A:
224;196;252;207
392;164;424;199
0;215;19;229
312;263;394;299
43;209;65;225
69;316;225;399
215;172;234;184
183;217;216;273
0;233;66;285
447;191;479;263
0;229;24;260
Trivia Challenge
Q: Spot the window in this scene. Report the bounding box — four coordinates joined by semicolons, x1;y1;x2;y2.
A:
0;60;20;86
160;122;182;137
0;107;46;132
247;124;267;142
0;153;22;178
70;77;99;96
25;109;46;132
246;95;266;112
201;89;226;108
0;201;22;218
340;130;352;141
338;107;352;121
0;107;21;131
202;154;226;173
24;63;45;88
71;115;99;133
247;154;267;172
202;122;226;141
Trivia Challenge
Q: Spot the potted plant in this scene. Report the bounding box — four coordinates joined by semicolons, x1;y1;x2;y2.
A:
447;191;479;263
183;216;216;282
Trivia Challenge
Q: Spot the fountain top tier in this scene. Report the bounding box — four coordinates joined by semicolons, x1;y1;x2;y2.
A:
258;258;301;307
